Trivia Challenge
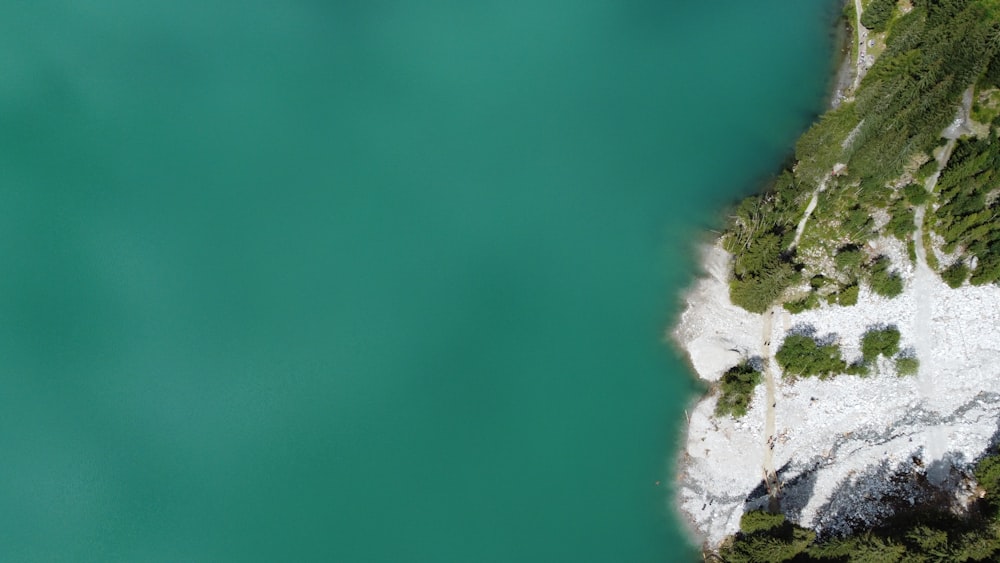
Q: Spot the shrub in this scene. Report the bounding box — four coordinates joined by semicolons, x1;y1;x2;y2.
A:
861;0;897;31
870;256;905;297
916;158;939;181
714;362;763;418
783;292;819;314
896;356;919;376
776;334;847;378
887;201;916;240
838;283;860;306
862;327;901;362
847;361;871;376
970;254;1000;285
942;260;969;288
903;183;930;205
730;262;800;314
835;246;865;272
844;207;875;240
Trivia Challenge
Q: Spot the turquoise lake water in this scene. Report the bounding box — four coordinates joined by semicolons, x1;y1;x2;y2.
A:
0;2;838;561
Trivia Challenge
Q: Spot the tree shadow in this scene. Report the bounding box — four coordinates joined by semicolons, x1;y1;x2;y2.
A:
740;459;822;522
778;459;822;522
788;323;817;338
809;450;979;538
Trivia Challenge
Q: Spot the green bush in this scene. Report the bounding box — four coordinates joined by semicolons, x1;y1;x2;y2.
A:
861;0;897;31
916;158;939;181
783;292;819;314
941;260;969;287
903;183;930;205
776;334;847;378
838;283;860;306
844;206;875;240
836;246;866;272
971;253;1000;285
896;356;919;376
714;362;763;418
847;361;871;376
887;200;916;240
862;327;901;362
730;262;799;314
870;256;905;297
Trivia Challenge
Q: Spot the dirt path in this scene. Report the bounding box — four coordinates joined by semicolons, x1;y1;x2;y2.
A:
913;134;957;396
762;306;779;507
852;0;869;93
905;85;968;280
789;192;819;251
789;173;832;251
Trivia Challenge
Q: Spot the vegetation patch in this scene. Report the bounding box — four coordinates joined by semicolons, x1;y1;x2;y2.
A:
886;198;916;240
896;355;919;376
932;129;1000;286
869;256;905;298
776;333;847;378
861;326;902;363
714;361;763;419
861;0;898;32
903;183;930;205
783;293;820;314
837;283;860;306
721;0;1000;314
942;260;970;287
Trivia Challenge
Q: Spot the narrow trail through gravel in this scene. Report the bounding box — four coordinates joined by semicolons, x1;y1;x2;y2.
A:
762;306;779;508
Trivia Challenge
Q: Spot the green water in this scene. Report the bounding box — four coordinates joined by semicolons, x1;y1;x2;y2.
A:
0;2;838;561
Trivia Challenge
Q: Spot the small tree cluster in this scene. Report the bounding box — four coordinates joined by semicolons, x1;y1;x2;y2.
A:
870;256;905;297
783;293;819;314
860;0;897;31
714;361;763;418
835;246;865;273
896;356;919;376
838;283;860;306
861;326;901;362
776;334;846;378
942;260;969;288
887;198;916;240
903;183;930;205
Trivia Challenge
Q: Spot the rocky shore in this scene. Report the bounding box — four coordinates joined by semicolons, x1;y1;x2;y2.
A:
672;241;1000;547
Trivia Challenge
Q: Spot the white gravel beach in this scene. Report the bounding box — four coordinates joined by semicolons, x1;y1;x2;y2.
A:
673;242;1000;547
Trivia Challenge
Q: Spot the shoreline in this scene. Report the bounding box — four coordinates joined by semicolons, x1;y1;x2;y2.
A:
664;8;858;547
665;0;1000;555
671;237;1000;547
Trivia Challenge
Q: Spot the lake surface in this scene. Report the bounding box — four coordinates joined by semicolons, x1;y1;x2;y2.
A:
0;2;837;560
